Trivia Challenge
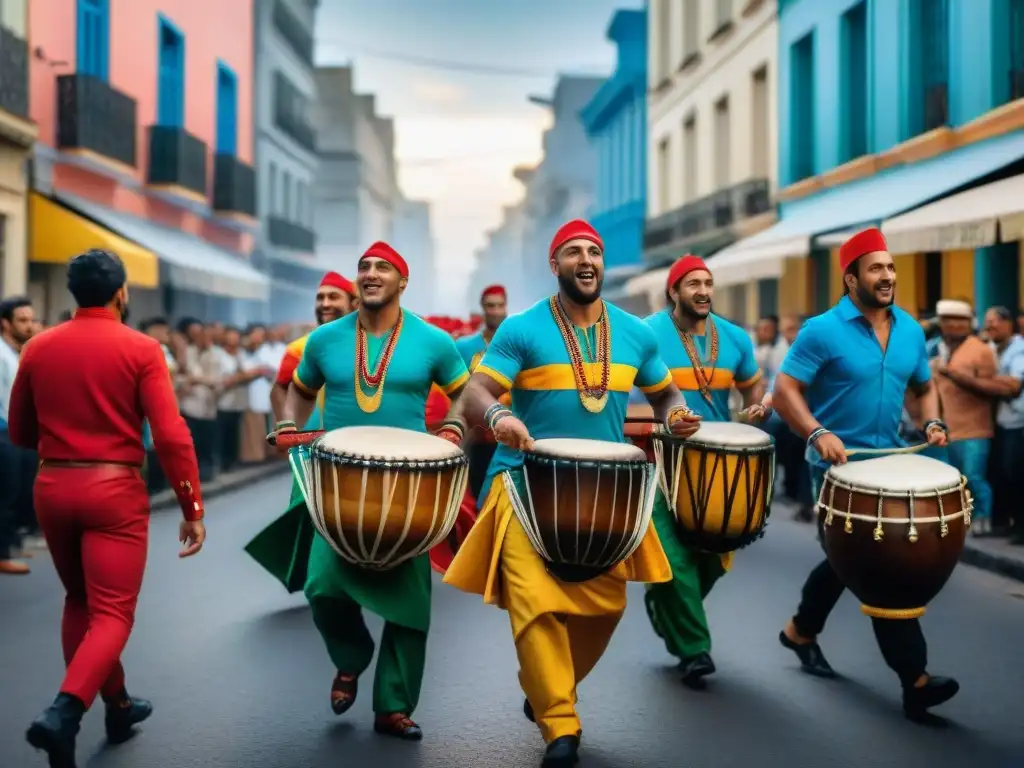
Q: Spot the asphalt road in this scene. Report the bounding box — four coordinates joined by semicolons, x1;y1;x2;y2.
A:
2;476;1023;768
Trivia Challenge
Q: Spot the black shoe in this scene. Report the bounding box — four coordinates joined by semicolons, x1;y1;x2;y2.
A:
542;735;580;766
25;696;82;768
679;652;716;689
105;696;153;744
779;630;837;678
524;697;535;723
903;676;959;721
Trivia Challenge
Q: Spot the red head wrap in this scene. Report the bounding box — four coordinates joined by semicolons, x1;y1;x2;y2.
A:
839;228;888;273
480;284;506;301
666;254;710;291
549;219;603;259
320;271;355;295
360;241;409;278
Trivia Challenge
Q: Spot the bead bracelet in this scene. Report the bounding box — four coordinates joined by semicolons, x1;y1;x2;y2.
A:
806;427;830;448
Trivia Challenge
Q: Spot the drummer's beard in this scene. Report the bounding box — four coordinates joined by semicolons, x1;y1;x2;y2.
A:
676;295;711;322
855;279;895;309
557;269;602;306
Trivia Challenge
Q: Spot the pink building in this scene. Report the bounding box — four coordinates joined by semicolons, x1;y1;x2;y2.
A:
27;0;267;322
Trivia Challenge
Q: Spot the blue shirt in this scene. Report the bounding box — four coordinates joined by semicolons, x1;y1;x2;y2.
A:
475;298;672;497
294;310;470;432
779;295;930;468
996;334;1024;429
645;310;762;421
455;331;489;372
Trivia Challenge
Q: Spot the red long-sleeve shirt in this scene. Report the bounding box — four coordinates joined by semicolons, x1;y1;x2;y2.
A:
8;307;204;521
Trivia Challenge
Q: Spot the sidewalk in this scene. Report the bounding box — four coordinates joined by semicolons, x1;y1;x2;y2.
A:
150;460;292;512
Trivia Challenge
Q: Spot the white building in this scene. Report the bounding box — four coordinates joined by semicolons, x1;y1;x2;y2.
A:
313;66;399;283
255;0;322;323
391;197;437;314
468;198;529;311
629;0;778;323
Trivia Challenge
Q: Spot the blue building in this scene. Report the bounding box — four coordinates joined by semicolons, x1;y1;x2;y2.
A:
711;0;1024;319
579;8;647;276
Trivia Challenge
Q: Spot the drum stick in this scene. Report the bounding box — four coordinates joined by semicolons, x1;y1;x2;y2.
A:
844;443;929;457
266;429;325;448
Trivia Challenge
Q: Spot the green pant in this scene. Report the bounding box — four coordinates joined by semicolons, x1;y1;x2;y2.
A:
644;493;727;660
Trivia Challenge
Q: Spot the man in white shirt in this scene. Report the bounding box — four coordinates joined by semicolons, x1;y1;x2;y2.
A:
239;324;278;463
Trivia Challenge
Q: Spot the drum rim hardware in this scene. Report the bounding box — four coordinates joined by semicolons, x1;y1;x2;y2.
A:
311;441;468;472
525;453;649;473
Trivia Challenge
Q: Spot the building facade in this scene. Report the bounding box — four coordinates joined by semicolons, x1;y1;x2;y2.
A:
579;8;648;279
715;0;1024;320
313;66;399;303
468;199;528;311
28;0;266;324
391;197;436;314
254;0;321;323
635;0;779;323
0;0;36;299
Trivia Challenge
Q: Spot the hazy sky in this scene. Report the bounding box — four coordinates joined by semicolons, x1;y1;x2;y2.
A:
315;0;642;311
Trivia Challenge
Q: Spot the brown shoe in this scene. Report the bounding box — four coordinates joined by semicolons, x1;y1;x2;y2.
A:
0;559;30;575
373;712;423;740
330;672;357;715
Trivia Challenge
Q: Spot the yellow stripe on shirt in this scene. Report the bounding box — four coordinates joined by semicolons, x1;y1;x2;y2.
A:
514;363;638;392
670;367;735;391
440;369;471;394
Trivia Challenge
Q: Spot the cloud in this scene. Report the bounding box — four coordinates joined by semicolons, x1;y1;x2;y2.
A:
409;78;468;105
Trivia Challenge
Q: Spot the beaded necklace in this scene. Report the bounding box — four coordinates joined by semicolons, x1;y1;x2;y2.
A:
672;311;719;404
354;311;404;413
549;295;611;413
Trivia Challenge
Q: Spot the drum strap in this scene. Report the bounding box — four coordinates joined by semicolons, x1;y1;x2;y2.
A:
675;316;719;403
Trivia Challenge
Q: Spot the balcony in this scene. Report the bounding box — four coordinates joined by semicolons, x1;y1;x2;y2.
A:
57;74;137;167
146;126;208;197
268;216;315;252
643;178;771;252
0;24;33;146
213;154;257;217
274;72;317;152
273;0;314;65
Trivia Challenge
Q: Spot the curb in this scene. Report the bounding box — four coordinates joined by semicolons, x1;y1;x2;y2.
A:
960;543;1024;584
149;461;292;512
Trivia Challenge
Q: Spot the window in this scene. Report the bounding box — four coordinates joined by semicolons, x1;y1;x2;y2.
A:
913;0;949;133
657;137;671;212
683;114;697;201
268;163;277;215
789;32;815;182
297;182;306;225
682;0;699;60
751;66;769;177
840;2;868;161
713;96;730;189
1010;0;1024;100
215;61;238;155
283;171;292;219
157;15;185;127
0;0;27;36
655;0;671;81
76;0;109;79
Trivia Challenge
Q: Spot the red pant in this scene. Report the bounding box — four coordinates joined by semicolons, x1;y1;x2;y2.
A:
34;465;150;708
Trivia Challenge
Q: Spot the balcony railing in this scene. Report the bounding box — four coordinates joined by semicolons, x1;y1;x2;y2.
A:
1011;68;1024;101
643;178;771;251
0;25;29;123
268;216;316;252
923;82;949;132
274;72;317;152
57;74;137;168
147;126;208;197
273;0;314;65
213;153;256;217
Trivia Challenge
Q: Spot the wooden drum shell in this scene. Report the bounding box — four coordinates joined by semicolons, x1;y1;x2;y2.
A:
818;478;969;618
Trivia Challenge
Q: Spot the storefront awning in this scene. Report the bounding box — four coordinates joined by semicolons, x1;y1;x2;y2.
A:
29;194;159;288
881;174;1024;253
705;129;1024;285
622;266;671;312
55;193;269;301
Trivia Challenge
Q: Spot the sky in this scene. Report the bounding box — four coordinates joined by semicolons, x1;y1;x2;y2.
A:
315;0;643;311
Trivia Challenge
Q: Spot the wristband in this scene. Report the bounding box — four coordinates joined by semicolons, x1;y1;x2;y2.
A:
483;402;505;428
488;408;513;432
665;405;692;428
439;419;465;440
924;419;948;434
275;419;296;431
807;427;830;447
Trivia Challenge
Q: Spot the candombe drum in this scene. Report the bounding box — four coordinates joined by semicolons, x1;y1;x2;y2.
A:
652;421;775;553
290;426;469;570
817;453;971;619
506;438;658;583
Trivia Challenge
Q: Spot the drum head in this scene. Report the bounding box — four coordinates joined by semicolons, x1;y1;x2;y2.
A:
529;438;646;463
826;454;961;492
664;421;773;449
316;426;464;464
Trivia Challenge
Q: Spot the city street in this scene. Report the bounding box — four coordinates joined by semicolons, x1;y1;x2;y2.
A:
2;476;1023;768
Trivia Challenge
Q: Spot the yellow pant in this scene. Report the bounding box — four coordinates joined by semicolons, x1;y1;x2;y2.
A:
516;612;621;742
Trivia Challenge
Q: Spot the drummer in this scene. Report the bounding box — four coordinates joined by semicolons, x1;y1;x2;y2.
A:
771;227;956;721
642;255;767;689
443;219;701;767
272;242;470;740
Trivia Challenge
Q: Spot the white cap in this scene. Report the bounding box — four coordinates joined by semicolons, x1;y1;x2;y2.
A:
935;299;973;319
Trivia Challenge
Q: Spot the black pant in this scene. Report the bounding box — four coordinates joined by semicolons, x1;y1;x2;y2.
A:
793;519;927;688
216;410;243;473
0;431;23;559
467;440;497;501
185;416;217;483
990;426;1024;533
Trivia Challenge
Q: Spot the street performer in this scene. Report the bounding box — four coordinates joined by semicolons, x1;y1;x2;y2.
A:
642;254;766;689
443;219;701;768
247;271;355;591
272;241;470;740
11;249;206;768
772;228;958;721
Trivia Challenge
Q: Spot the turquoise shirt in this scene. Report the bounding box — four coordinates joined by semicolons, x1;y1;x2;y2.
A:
294;310;470;432
476;298;672;498
780;295;930;469
455;332;489;371
645;311;762;422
